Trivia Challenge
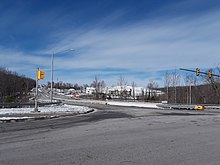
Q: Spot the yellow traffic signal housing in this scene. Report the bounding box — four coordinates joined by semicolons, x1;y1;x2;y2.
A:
196;68;200;76
37;70;45;80
207;70;212;78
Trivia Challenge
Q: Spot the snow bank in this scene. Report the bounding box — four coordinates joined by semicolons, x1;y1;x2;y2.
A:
0;117;34;120
107;101;158;108
0;104;92;115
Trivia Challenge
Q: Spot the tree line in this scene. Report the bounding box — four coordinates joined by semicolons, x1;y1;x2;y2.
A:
88;69;220;104
163;66;220;104
88;75;160;101
42;67;220;104
0;68;35;102
47;81;89;92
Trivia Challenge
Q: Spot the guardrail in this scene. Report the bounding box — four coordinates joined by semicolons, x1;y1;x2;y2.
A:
157;104;220;110
157;104;195;110
0;101;62;108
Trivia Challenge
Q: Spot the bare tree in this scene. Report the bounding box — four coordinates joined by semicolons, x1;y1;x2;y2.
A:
184;74;196;104
91;76;100;98
131;81;136;100
91;76;106;99
170;69;180;103
211;66;220;103
118;76;127;89
147;80;159;101
164;71;172;103
204;68;220;104
117;76;127;98
0;68;35;102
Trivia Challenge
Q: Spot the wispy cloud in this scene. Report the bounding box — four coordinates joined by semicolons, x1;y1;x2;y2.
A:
1;0;220;86
40;8;220;85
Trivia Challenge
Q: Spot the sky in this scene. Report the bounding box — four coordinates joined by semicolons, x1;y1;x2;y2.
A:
1;0;220;87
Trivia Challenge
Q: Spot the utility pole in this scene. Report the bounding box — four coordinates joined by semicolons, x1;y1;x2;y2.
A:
189;83;192;104
50;49;74;102
186;84;188;104
174;68;177;104
50;51;54;102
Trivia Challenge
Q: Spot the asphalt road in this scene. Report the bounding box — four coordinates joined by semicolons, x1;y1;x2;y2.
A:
1;103;220;165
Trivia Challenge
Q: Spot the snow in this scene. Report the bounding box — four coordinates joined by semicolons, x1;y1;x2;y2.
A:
0;104;92;115
107;101;158;108
57;98;159;108
0;100;158;122
0;117;34;120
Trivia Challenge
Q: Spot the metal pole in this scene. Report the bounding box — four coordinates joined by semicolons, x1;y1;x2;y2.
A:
50;51;54;102
189;83;192;104
50;49;74;102
34;68;39;112
186;84;188;104
174;68;177;104
175;85;176;103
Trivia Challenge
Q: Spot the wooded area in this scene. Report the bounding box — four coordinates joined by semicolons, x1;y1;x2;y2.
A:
0;68;35;102
162;67;220;104
1;66;220;104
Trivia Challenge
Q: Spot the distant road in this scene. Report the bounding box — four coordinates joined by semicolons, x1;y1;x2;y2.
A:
1;103;220;165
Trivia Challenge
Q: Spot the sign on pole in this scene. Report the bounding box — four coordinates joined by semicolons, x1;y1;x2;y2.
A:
34;68;46;112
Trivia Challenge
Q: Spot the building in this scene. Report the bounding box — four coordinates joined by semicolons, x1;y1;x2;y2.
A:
86;87;96;95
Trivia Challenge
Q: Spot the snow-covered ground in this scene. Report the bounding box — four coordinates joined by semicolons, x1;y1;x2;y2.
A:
0;100;158;121
0;104;92;115
0;117;34;121
56;98;159;108
107;101;158;108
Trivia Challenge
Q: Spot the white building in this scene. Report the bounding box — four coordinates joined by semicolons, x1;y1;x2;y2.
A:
86;87;96;95
107;85;163;99
85;85;163;98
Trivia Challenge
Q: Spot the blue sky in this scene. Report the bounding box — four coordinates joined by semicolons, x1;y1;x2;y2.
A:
1;0;220;87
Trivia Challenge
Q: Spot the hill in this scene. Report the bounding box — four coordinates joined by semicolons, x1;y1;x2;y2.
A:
0;68;35;102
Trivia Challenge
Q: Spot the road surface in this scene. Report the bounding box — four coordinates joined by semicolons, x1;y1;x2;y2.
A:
0;103;220;165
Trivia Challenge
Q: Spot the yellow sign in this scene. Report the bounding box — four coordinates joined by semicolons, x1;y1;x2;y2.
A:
37;70;45;80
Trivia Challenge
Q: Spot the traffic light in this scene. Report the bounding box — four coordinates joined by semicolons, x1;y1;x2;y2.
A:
207;70;212;78
196;68;200;76
37;70;45;80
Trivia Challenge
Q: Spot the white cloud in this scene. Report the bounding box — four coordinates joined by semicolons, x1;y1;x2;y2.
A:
2;3;220;86
46;9;220;73
0;48;51;78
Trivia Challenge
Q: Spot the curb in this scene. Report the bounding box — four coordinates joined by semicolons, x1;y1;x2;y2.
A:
0;109;95;123
0;116;58;123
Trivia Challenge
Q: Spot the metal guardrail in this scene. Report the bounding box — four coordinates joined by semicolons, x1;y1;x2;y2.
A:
0;101;62;108
157;104;195;110
157;104;220;110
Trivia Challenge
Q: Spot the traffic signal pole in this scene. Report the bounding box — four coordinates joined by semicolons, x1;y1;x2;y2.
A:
34;68;45;112
180;68;220;78
34;68;39;112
